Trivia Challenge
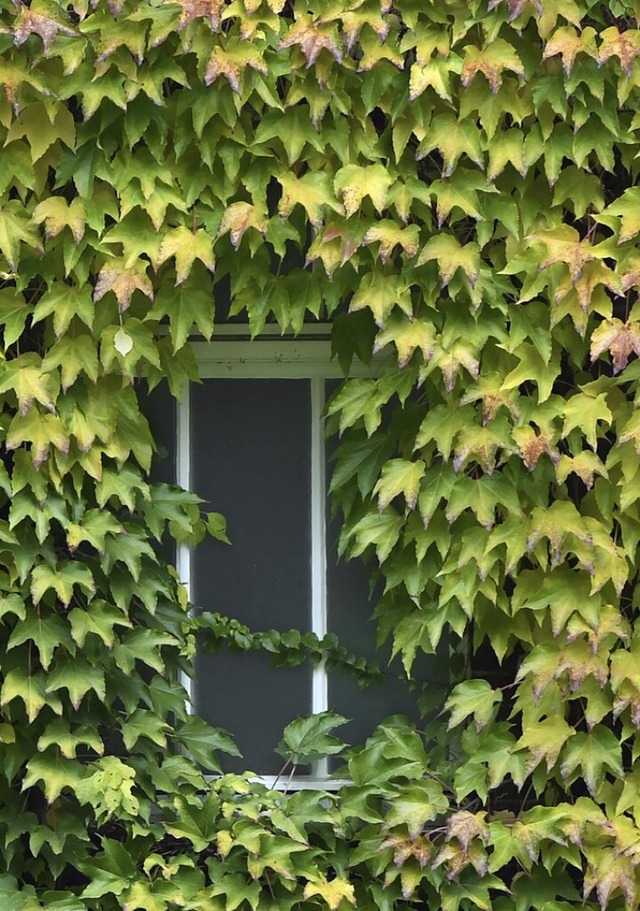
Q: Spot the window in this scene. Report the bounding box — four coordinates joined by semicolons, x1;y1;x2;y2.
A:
170;327;441;784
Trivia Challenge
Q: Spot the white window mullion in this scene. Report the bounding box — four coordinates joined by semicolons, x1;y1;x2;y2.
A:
176;381;194;713
310;376;329;778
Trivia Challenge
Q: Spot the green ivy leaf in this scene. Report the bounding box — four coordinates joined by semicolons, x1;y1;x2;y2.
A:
559;726;623;797
303;878;356;910
22;748;83;804
165;794;219;852
516;715;575;775
7;611;74;670
334;164;394;217
375;459;425;511
445;680;503;731
276;711;348;765
38;719;103;759
1;668;61;722
45;657;106;709
30;562;95;607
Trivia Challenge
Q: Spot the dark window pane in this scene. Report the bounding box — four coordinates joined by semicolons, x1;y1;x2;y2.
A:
195;650;309;775
191;378;312;773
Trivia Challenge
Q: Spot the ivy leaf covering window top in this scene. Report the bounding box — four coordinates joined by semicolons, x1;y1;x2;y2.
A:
0;0;638;909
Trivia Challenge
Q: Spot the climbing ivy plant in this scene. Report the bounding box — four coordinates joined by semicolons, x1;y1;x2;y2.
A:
0;0;639;909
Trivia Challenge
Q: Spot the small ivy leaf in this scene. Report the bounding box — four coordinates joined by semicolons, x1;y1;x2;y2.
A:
526;502;593;570
429;171;485;226
349;271;412;327
554;261;619;319
334;164;393;218
7;611;73;670
113;328;134;357
0;356;58;415
7;101;76;166
66;509;123;554
38;719;103;759
68;601;131;650
561;392;612;449
0;199;43;269
445;680;502;731
157;226;215;285
445;810;490;854
556;452;608;491
590;319;640;374
452;420;512;475
374;315;437;368
75;758;139;823
6;408;70;467
276;711;348;766
1;668;59;723
418;234;480;287
436;342;480;393
278;172;344;228
501;342;558;403
146;284;213;353
596;188;640;243
385;779;449;836
204;42;267;93
303;879;356;911
542;25;598;75
326;378;384;437
362;221;420;264
584;851;637;911
94;260;154;312
416;114;484;176
255;107;322;163
121;708;168;751
338;1;392;48
246;836;310;881
516;715;575;776
559;726;623;798
348;510;404;563
22;748;83;804
278;18;343;68
12;7;79;53
598;26;640;76
169;0;224;30
206;512;230;544
121;880;169;911
32;283;93;339
174;715;241;769
305;222;361;277
460;373;522;424
375;459;425;511
165;794;219;852
42;334;100;391
552;166;605;219
529;225;596;283
410;57;456;102
30;562;95;608
389;177;433;223
218;202;267;250
461;39;525;93
32;197;85;243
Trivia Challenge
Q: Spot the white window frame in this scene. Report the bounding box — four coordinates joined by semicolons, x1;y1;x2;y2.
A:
176;326;380;788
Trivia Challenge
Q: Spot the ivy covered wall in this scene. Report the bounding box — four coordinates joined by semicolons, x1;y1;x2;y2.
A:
0;0;640;909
